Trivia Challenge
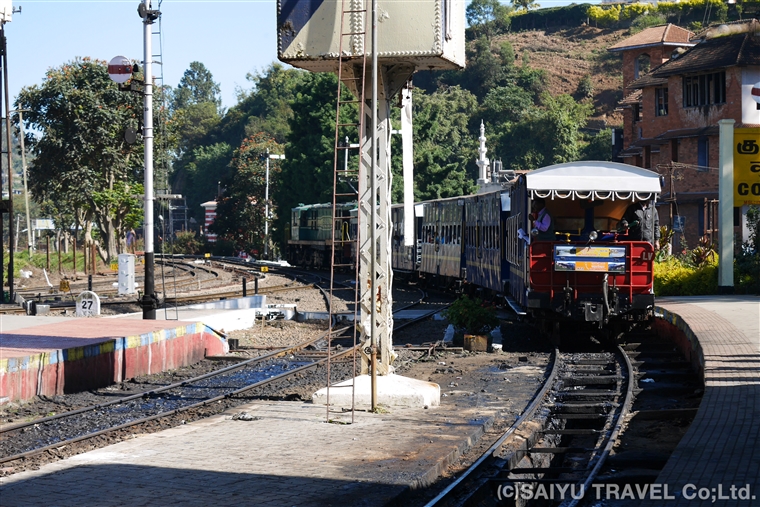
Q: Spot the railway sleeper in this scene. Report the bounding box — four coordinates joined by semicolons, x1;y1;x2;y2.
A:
555;389;621;399
553;413;609;420
529;446;594;454
509;466;579;475
562;376;621;386
540;429;602;435
552;402;616;413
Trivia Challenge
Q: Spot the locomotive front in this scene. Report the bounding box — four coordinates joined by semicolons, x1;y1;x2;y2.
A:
505;162;662;334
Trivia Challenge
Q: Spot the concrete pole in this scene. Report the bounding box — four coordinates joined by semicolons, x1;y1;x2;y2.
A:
141;0;156;319
2;25;14;303
264;150;270;259
718;119;735;292
15;110;32;255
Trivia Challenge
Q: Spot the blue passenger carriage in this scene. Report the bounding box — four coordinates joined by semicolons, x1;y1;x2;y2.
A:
463;191;505;293
391;203;419;273
417;196;465;286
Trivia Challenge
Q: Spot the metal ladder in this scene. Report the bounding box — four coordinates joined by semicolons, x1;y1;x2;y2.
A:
325;0;368;424
149;1;179;321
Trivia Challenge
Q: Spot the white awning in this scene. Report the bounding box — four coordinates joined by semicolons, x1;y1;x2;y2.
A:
526;161;661;201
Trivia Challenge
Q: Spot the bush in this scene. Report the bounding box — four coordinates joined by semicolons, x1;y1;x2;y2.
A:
654;257;718;296
630;13;668;32
576;75;594;99
620;2;654;21
172;231;202;255
587;5;621;28
443;295;500;334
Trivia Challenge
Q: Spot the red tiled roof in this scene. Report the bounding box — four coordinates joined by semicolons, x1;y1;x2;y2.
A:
619;89;642;105
608;24;695;52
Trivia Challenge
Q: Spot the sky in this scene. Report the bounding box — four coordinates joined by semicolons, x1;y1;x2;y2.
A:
4;0;597;111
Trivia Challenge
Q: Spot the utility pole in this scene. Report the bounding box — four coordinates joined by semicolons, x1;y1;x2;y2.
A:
11;109;32;255
264;150;284;260
138;0;160;318
1;19;14;304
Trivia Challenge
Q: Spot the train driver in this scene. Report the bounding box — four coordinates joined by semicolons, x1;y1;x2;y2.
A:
619;200;660;249
531;197;555;241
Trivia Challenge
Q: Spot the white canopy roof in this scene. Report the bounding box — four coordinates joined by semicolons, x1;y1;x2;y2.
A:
526;161;661;201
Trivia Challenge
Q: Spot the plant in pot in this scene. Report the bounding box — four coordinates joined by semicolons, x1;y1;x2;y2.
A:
443;295;500;351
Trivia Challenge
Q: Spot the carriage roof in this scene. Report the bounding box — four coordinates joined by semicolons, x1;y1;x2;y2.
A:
525;161;661;201
292;202;357;212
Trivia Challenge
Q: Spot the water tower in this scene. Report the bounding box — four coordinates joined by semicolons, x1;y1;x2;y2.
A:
278;0;465;404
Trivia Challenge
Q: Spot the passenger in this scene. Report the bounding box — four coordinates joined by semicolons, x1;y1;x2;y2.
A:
531;197;555;241
619;200;660;248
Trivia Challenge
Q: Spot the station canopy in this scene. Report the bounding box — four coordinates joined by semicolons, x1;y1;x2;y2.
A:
526;161;662;202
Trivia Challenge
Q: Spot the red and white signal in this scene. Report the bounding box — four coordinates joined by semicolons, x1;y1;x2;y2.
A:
108;56;133;84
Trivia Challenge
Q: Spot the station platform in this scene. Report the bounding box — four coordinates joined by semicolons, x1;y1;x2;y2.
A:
0;296;300;403
644;296;760;506
0;295;757;506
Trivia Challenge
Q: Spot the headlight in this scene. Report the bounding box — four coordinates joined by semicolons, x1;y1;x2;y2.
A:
588;230;598;242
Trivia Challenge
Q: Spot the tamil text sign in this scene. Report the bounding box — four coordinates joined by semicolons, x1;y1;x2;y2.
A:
734;128;760;205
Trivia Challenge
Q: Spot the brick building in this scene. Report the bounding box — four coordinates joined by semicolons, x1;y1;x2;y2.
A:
609;21;760;249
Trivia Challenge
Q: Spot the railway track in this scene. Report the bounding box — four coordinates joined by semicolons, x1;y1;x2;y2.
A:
421;327;702;507
0;330;352;465
425;345;635;507
0;282;440;468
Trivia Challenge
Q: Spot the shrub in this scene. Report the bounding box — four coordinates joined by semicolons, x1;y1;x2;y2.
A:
630;13;668;32
444;295;500;334
576;75;594;99
172;231;202;255
620;2;654;21
654;257;718;295
587;5;621;28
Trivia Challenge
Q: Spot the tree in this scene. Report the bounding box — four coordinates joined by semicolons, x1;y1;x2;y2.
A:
273;72;357;249
171;61;222;112
181;142;233;219
211;134;282;255
466;0;511;37
16;57;147;263
412;87;479;200
496;93;593;170
580;129;613;161
173;64;307;224
512;0;540;11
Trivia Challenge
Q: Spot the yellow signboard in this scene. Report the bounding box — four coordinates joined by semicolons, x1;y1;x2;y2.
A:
59;280;70;292
260;266;269;273
734;128;760;206
110;262;118;271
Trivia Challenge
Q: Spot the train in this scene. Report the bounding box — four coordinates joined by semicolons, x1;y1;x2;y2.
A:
287;161;662;337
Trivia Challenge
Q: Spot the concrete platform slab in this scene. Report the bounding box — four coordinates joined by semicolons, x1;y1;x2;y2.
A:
642;296;760;506
312;374;441;409
0;399;495;507
0;317;227;403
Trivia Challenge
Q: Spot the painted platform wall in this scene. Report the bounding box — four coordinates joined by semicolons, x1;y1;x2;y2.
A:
0;322;227;403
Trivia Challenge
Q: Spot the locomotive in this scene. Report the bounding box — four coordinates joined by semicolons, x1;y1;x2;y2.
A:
289;161;662;335
287;202;357;269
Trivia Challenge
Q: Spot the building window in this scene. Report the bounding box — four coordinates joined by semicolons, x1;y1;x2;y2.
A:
633;103;642;122
683;71;726;107
635;54;651;80
655;87;668;116
698;137;709;168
